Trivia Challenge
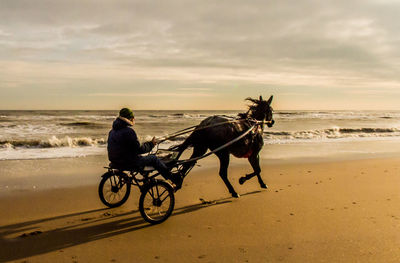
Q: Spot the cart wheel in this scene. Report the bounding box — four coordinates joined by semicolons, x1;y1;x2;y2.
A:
139;180;175;224
99;172;131;208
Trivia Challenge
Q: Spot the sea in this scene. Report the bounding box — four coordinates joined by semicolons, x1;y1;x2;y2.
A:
1;110;400;162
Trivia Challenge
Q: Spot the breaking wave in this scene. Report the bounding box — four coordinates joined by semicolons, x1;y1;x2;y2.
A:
60;121;107;128
264;127;400;143
0;136;106;149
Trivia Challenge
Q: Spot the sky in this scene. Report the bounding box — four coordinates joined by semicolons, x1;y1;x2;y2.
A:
1;0;400;110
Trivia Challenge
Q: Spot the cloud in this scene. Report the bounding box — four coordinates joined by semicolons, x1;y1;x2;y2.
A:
89;92;214;97
177;88;212;91
1;0;400;109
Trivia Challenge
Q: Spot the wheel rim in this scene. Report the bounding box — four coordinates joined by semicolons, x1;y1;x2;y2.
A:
102;175;128;205
142;184;172;221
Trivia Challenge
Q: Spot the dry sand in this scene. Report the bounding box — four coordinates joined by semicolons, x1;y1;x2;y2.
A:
1;157;400;262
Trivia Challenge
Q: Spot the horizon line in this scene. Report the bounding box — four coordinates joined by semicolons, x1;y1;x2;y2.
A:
0;109;399;111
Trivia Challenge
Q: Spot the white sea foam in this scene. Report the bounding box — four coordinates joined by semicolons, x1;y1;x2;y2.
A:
264;126;400;144
275;111;400;121
0;136;106;149
0;145;106;160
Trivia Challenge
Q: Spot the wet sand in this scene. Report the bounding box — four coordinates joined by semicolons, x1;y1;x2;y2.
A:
1;157;400;262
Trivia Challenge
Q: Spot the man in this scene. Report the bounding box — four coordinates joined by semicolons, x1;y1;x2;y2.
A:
107;107;181;187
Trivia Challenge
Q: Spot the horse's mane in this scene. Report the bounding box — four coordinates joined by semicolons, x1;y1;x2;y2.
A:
237;97;263;119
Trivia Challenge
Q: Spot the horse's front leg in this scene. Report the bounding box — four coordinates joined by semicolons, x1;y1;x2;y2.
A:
216;151;239;198
239;153;267;189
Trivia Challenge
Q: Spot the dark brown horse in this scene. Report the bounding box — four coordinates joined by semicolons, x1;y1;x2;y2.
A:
175;95;275;198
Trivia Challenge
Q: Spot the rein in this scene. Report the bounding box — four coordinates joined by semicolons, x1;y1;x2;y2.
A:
158;119;244;143
157;117;272;143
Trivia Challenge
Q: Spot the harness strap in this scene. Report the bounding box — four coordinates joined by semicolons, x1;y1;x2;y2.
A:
158;119;246;143
176;123;259;164
158;118;271;143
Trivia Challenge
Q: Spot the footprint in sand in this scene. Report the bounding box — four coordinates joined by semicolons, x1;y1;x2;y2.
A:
19;230;43;238
198;255;206;259
199;198;216;205
81;217;95;221
239;247;247;253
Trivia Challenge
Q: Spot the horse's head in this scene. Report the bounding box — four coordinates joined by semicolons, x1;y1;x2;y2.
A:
245;95;275;128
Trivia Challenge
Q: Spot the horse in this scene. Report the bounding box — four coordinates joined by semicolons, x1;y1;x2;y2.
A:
174;95;275;198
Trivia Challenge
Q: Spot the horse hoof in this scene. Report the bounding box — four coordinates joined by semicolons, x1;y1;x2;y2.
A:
260;183;268;189
239;177;246;185
231;193;240;198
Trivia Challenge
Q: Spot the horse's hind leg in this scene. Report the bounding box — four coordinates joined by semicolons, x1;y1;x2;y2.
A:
239;153;267;189
216;151;239;198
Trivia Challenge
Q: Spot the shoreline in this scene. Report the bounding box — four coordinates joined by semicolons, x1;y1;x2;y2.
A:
2;145;400;195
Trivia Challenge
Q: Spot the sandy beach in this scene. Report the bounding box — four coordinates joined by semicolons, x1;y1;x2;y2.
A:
1;156;399;262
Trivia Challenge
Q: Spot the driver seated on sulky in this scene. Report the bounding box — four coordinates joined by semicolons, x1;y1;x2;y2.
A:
107;108;182;187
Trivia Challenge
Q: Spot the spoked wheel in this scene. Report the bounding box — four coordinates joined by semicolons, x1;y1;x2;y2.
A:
139;180;175;224
98;172;131;208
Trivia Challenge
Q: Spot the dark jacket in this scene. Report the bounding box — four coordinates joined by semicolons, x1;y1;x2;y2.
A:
107;117;154;167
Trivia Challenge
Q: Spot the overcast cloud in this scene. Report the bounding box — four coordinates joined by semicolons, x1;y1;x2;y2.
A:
1;0;400;109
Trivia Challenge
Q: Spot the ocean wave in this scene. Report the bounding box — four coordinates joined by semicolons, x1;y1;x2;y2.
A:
60;121;107;128
274;111;400;121
0;136;106;149
168;113;207;119
0;124;74;136
264;126;400;143
338;127;399;134
171;113;185;117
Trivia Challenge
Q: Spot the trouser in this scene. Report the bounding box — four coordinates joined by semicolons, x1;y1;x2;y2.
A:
135;155;170;179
